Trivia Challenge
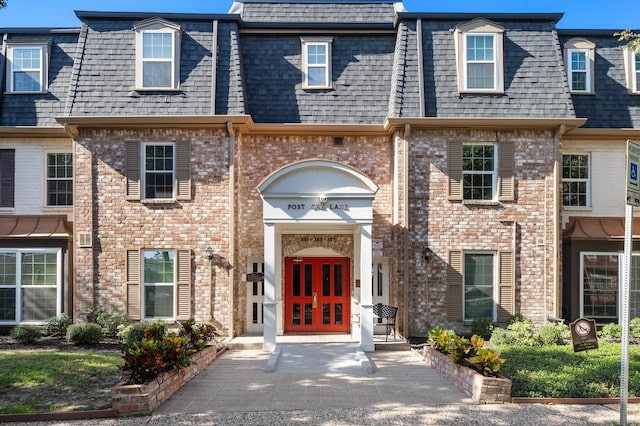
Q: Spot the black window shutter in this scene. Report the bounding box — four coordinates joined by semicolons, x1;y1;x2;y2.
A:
0;150;15;208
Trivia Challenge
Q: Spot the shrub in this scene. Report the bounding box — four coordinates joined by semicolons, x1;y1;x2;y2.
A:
537;323;570;346
10;325;41;344
599;323;622;342
506;316;538;346
96;310;129;336
44;313;72;336
471;317;496;340
489;327;515;346
122;322;191;384
117;320;153;344
180;318;218;350
631;317;640;339
66;323;103;345
427;327;504;376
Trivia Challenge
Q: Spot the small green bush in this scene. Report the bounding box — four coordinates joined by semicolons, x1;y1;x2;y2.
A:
599;323;622;342
427;327;504;376
489;327;515;346
180;318;218;350
10;325;41;344
470;317;496;340
66;323;103;345
96;310;129;336
537;323;570;346
506;316;538;346
631;317;640;339
44;313;72;336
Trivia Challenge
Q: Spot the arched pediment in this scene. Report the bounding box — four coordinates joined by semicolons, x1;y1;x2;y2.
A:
258;159;378;198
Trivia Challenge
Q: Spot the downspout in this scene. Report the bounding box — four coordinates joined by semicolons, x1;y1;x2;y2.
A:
211;20;218;115
403;124;410;337
63;123;80;321
417;18;425;117
552;124;566;319
226;121;236;339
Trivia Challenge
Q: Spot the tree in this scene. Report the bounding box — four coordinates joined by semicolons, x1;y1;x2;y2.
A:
616;30;640;53
0;1;6;8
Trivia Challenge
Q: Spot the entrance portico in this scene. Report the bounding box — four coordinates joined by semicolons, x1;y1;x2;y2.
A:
257;159;378;352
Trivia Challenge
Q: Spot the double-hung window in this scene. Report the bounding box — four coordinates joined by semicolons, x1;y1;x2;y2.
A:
134;18;182;90
0;249;61;324
0;149;15;208
46;153;73;207
301;37;332;89
562;153;590;208
464;252;495;321
568;50;589;92
455;19;504;93
635;52;640;93
143;250;175;319
142;143;174;200
6;43;49;93
465;34;497;90
462;144;497;201
564;39;595;94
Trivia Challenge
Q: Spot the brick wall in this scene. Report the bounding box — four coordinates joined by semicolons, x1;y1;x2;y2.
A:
234;134;394;334
407;129;558;334
74;128;232;327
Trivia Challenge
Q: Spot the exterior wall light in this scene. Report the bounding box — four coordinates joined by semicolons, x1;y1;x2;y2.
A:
422;247;432;262
206;246;214;260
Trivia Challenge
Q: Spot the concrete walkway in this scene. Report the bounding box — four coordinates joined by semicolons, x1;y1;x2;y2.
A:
12;345;640;425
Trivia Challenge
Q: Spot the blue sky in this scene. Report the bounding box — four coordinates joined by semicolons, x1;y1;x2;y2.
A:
0;0;638;29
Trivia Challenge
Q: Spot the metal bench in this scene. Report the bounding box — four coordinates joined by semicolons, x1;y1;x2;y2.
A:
373;303;398;341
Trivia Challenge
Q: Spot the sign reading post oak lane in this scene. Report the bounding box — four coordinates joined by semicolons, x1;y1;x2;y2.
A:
570;317;598;352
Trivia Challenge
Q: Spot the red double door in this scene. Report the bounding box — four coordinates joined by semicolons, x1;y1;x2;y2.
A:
284;257;350;333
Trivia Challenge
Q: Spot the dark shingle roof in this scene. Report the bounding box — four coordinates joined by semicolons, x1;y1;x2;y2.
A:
0;30;80;126
240;33;395;123
234;0;399;25
559;31;640;128
408;18;575;118
66;15;246;117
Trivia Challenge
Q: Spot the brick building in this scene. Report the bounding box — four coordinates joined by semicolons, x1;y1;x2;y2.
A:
1;0;638;350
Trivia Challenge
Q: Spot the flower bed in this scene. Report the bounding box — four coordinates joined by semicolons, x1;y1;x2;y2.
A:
112;344;225;415
416;346;511;404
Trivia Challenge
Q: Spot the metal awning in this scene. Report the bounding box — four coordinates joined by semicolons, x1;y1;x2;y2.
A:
563;216;640;241
0;215;72;238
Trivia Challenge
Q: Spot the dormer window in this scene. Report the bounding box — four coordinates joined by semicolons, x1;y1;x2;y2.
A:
5;43;50;93
623;48;640;94
134;18;182;90
564;39;595;94
454;19;504;93
301;37;332;89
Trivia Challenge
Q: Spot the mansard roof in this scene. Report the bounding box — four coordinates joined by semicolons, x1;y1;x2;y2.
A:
559;30;640;129
0;28;80;127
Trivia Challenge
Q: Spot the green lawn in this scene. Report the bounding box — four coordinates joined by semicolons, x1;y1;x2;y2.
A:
499;342;640;398
0;349;123;414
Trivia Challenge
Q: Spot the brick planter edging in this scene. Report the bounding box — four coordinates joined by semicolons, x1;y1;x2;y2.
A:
112;345;226;415
415;346;512;404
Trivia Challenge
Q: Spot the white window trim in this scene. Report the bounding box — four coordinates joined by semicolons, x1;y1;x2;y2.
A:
462;142;498;201
579;251;623;324
44;152;73;208
463;33;499;91
5;42;50;94
623;48;640;94
133;18;182;91
141;249;177;320
564;39;595;94
562;152;591;209
141;142;176;201
462;251;497;322
300;36;333;90
567;49;591;93
454;18;504;94
0;248;62;325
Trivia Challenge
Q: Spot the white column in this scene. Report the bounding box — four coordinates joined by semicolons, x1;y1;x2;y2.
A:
263;222;277;352
359;223;374;352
